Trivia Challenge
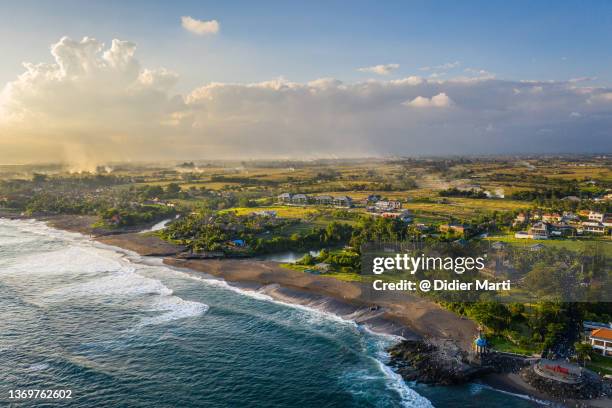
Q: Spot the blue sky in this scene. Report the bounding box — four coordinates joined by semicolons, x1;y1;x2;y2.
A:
1;1;611;162
2;0;612;90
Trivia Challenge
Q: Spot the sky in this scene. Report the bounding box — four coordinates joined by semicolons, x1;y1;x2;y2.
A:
0;0;611;166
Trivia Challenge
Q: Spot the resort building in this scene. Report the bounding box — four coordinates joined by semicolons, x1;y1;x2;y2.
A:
589;328;612;357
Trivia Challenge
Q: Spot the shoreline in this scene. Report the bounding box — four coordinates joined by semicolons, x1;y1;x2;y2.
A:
3;213;608;406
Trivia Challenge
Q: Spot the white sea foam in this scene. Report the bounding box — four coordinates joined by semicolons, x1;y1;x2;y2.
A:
139;296;209;327
1;218;209;328
3;246;126;276
375;359;435;408
42;270;174;300
169;268;432;407
1;218;430;406
476;383;552;406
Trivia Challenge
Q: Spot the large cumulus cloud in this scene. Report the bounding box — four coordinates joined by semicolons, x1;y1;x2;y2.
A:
1;36;611;165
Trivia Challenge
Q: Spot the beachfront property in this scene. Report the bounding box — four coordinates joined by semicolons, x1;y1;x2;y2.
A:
589;328;612;357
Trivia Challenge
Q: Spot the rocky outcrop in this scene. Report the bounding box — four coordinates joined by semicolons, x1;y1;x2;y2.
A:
387;339;492;385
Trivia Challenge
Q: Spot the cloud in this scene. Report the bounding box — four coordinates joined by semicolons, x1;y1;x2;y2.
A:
0;36;182;167
404;92;453;108
420;61;460;71
181;16;220;35
464;68;495;79
1;35;612;165
357;64;399;75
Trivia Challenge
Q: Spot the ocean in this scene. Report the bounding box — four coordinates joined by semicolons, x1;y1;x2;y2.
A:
0;219;541;407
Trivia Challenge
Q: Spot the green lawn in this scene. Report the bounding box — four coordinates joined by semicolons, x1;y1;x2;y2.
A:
485;234;612;256
488;335;541;356
587;352;612;376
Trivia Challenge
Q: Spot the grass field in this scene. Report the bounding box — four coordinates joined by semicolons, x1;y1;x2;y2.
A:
485;234;612;255
587;352;612;376
220;205;320;218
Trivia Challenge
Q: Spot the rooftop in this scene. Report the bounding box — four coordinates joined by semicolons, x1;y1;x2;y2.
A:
591;328;612;340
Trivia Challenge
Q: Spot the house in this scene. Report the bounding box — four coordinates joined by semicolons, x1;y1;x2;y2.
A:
529;222;549;239
314;195;334;205
278;193;292;203
581;221;606;234
375;200;402;211
291;194;309;204
514;212;529;225
589;328;612;357
542;213;562;223
588;211;605;222
549;223;575;237
561;212;579;223
365;194;381;203
333;196;353;207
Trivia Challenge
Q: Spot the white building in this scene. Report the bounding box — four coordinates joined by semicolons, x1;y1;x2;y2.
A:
581;221;606;234
590;328;612;357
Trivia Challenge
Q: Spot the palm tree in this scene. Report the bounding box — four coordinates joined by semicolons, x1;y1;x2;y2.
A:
574;342;592;367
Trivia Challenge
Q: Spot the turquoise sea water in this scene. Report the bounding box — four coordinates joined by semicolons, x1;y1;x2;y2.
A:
0;219;541;407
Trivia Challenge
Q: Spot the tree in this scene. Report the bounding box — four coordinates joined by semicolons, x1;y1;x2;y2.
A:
574;342;592;367
166;183;181;196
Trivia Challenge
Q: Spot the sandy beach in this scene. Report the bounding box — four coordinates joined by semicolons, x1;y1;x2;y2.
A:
5;213;609;406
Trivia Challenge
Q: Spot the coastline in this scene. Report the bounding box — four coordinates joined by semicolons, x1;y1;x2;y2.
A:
3;213;607;406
